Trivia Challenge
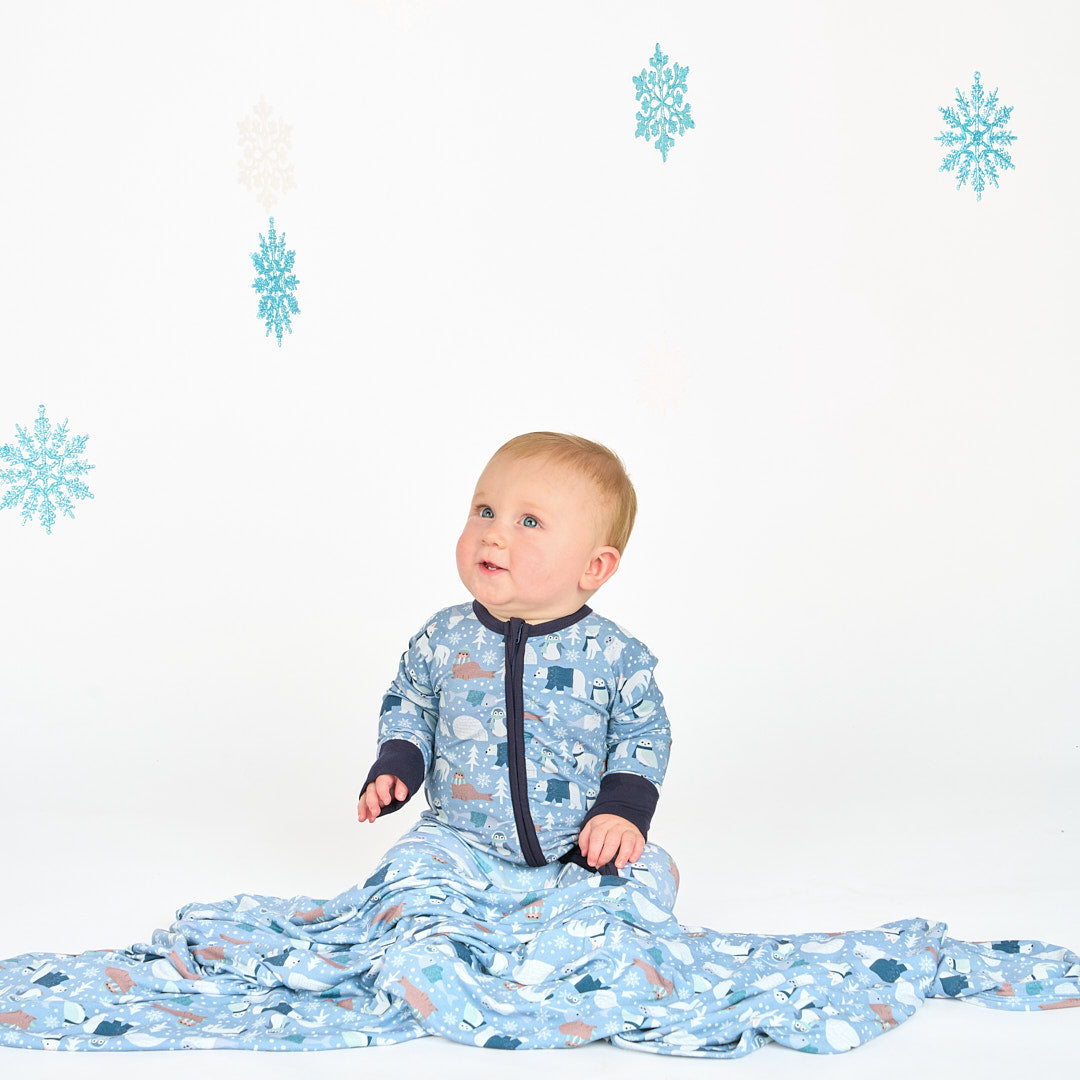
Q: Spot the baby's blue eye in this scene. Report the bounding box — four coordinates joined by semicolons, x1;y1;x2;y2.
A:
479;507;494;519
521;515;539;528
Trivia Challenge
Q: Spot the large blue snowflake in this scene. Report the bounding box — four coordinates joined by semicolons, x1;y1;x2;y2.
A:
633;43;695;162
0;405;95;534
935;71;1016;201
251;217;300;346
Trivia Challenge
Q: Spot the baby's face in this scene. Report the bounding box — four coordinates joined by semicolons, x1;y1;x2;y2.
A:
455;453;618;624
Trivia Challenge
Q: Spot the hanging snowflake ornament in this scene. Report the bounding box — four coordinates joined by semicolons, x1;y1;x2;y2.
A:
935;71;1016;201
237;98;296;213
0;405;95;534
251;217;300;346
633;43;695;162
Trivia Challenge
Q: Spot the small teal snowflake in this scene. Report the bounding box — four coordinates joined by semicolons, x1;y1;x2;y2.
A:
251;217;300;346
633;43;695;162
0;405;95;534
936;71;1016;200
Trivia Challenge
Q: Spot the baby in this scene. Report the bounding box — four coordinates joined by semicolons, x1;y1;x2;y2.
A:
357;432;671;874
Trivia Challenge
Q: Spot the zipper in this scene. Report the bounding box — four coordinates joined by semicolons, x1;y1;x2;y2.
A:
504;617;546;866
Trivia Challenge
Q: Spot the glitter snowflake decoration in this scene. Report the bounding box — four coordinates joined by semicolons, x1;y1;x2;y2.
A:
0;405;95;534
633;43;695;162
237;98;296;213
935;71;1016;200
251;217;300;346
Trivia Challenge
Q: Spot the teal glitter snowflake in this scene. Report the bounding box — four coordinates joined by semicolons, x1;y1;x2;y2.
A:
251;217;300;346
0;405;95;534
935;71;1016;201
633;43;695;162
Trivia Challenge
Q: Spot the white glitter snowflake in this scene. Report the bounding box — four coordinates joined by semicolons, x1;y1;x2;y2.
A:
237;98;296;212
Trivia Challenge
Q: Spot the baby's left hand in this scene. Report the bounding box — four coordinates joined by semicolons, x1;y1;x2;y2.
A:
577;814;644;870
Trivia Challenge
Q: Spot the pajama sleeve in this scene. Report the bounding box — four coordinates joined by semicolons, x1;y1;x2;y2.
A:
359;620;441;816
580;645;671;839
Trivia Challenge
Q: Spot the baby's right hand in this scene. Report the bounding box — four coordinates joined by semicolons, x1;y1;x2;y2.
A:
357;775;409;822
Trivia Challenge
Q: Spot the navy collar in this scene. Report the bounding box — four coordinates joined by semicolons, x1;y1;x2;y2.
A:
472;600;592;638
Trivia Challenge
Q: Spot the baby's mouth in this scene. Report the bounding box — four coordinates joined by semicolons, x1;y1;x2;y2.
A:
480;560;505;573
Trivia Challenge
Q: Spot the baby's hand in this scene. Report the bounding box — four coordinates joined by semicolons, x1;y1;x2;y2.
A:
577;814;644;870
357;775;409;822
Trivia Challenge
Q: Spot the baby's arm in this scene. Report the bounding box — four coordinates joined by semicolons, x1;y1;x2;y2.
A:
577;639;671;858
356;618;441;821
357;774;410;822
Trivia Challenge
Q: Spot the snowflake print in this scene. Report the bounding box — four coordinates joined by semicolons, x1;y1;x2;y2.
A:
568;701;584;716
0;404;95;534
936;71;1016;200
482;649;497;666
237;98;296;212
251;217;300;346
447;631;463;646
633;43;695;162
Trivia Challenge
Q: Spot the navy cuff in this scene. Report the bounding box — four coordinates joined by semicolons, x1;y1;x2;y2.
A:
580;772;659;839
360;739;425;816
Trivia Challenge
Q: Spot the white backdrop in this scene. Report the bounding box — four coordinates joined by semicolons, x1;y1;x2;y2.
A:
1;2;1077;1075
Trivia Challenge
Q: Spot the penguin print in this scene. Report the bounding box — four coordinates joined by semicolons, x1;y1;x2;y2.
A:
633;739;658;770
542;634;561;661
589;677;609;706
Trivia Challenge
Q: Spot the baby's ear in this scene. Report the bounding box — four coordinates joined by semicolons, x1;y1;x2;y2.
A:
582;547;620;592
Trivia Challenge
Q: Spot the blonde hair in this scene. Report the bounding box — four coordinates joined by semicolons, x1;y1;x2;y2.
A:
490;432;638;553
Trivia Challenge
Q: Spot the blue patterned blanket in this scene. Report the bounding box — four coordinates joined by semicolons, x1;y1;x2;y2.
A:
2;819;1077;1056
